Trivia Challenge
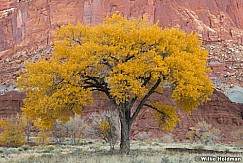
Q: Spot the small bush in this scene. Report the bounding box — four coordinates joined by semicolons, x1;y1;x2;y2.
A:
187;121;221;145
86;111;120;152
65;115;87;145
35;132;50;145
40;146;54;153
52;115;87;145
21;145;30;151
20;115;32;144
161;134;174;143
52;121;67;144
160;155;173;163
0;115;25;147
193;144;205;150
231;129;243;145
137;131;151;142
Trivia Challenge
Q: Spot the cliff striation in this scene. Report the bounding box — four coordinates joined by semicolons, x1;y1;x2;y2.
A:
0;0;243;59
0;0;242;143
0;89;242;143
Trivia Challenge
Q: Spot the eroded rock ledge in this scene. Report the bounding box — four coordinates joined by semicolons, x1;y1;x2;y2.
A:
0;89;242;143
1;0;243;59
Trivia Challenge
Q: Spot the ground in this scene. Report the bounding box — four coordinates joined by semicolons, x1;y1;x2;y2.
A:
0;139;242;163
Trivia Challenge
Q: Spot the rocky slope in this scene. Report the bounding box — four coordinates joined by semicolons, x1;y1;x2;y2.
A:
204;40;243;89
1;40;242;91
139;89;243;143
0;89;242;143
0;0;243;59
1;0;243;88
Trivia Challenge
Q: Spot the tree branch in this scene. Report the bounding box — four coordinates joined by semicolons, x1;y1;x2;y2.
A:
141;76;151;87
143;103;164;115
100;58;113;69
154;91;164;95
130;78;161;124
81;74;118;109
82;75;110;96
144;103;166;122
124;55;135;62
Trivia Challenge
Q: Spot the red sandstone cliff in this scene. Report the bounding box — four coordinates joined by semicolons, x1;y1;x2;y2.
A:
0;0;243;59
0;0;242;143
0;90;242;143
0;91;25;118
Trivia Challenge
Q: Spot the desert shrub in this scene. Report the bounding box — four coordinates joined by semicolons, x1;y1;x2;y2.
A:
65;115;87;145
52;121;67;144
86;111;120;152
0;115;26;147
137;131;151;142
231;129;243;145
161;134;174;143
21;115;32;144
160;155;174;163
193;144;205;150
52;115;87;145
187;121;221;145
35;132;50;145
21;145;31;151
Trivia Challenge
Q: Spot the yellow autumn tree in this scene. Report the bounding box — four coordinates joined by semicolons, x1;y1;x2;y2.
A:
17;13;213;154
0;115;26;147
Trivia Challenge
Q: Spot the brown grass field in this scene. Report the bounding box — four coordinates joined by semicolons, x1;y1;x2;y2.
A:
0;139;242;163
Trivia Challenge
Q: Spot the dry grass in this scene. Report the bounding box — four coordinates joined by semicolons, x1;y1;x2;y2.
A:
0;139;242;163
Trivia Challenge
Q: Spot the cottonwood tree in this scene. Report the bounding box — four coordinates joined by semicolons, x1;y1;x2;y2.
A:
17;13;213;154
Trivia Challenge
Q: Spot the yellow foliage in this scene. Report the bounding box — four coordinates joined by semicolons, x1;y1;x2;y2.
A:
17;12;213;132
150;102;180;131
99;120;111;136
35;132;50;146
0;115;25;147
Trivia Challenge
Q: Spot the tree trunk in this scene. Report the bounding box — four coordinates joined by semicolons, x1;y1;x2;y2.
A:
119;113;131;154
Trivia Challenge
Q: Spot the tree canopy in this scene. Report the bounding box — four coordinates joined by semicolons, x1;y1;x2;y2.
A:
17;13;213;153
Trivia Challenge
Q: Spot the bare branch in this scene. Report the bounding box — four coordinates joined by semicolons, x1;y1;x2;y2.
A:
130;78;161;124
143;103;164;115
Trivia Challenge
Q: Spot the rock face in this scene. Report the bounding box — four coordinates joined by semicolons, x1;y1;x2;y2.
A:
0;0;84;58
0;47;53;87
0;90;242;143
132;89;243;143
0;91;25;118
0;0;242;143
0;0;243;59
204;41;243;88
